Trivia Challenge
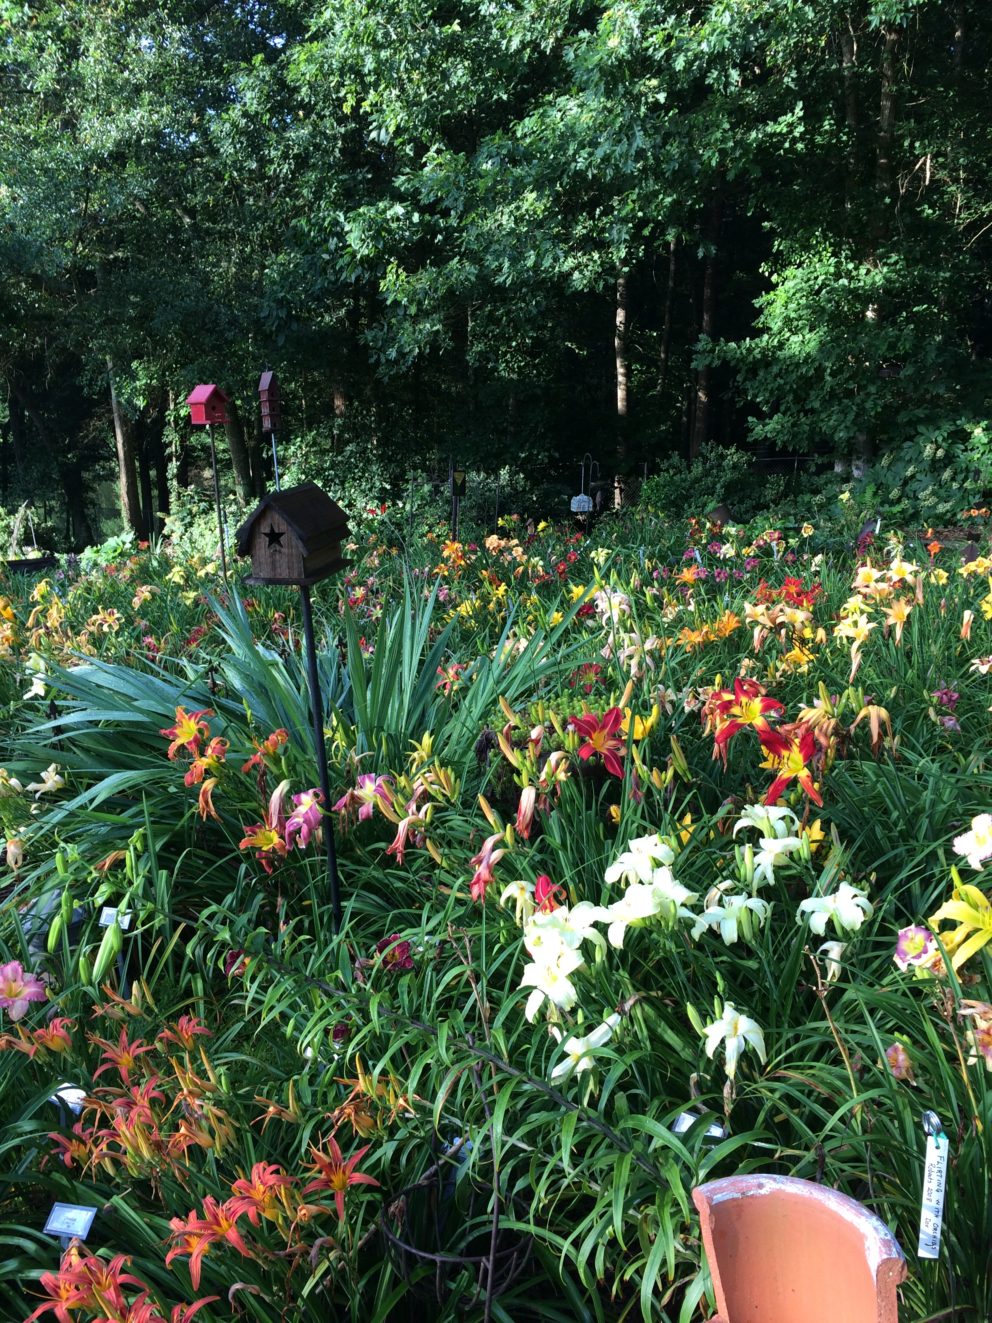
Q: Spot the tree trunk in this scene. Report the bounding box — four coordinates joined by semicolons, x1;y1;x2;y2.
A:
690;193;722;461
875;26;899;200
658;238;677;403
614;271;629;503
839;20;860;213
249;412;266;496
223;398;254;505
107;360;143;536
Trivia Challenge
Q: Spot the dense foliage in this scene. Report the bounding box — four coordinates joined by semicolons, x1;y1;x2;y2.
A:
2;494;992;1318
2;1;992;544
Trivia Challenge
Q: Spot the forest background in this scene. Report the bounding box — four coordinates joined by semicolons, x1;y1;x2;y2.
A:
1;0;991;549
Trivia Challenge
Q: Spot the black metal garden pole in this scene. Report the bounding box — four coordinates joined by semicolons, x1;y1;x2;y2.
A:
206;423;229;581
299;582;342;932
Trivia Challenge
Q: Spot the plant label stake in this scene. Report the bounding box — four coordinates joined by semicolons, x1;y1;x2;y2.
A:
918;1109;948;1260
185;385;231;581
235;484;350;931
45;1203;97;1251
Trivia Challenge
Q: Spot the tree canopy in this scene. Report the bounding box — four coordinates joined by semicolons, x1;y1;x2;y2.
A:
2;0;990;543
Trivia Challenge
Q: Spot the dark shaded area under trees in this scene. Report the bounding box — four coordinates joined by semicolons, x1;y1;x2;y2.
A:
1;1;990;546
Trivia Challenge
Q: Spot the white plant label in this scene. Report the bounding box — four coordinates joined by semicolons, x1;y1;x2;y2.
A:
44;1202;96;1242
98;907;131;930
917;1132;948;1259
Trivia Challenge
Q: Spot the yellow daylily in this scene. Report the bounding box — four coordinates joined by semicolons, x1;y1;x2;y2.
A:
620;705;659;741
929;879;992;970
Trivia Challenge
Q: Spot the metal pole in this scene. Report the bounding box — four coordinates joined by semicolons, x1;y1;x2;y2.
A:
300;583;342;932
270;431;281;491
207;424;229;581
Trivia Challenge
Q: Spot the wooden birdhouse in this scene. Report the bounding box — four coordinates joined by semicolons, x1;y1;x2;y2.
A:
235;483;350;585
258;372;281;434
186;384;231;427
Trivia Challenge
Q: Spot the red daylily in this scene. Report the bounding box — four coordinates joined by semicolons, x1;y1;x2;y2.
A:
571;708;625;779
303;1137;380;1220
183;736;228;787
534;874;566;913
89;1027;157;1086
158;1015;211;1052
764;726;823;808
469;832;507;902
713;678;788;754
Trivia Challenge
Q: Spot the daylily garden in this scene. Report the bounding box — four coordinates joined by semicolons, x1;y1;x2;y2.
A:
3;493;992;1321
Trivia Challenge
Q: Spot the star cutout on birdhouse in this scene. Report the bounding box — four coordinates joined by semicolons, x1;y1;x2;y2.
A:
263;524;285;548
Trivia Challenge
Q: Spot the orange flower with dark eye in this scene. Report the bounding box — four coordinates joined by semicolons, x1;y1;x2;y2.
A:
713;678;787;754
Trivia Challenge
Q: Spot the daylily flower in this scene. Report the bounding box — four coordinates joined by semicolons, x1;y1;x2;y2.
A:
6;837;24;870
929;881;992;970
549;1014;621;1083
0;960;47;1020
691;891;769;945
166;1197;254;1290
953;814;992;871
604;872;696;948
303;1137;380;1220
524;903;607;965
239;780;290;873
700;1001;766;1080
160;708;213;761
183;737;228;787
534;874;566;912
228;1162;295;1227
733;804;799;840
515;784;537;839
764;726;822;807
798;882;873;936
570;708;625;779
817;940;847;982
469;831;507;902
334;773;393;825
604;833;675;886
500;879;535;927
521;948;585;1022
894;925;937;971
753;834;804;886
885;1042;914;1083
285;789;324;849
959;1001;992;1071
26;763;65;798
712;678;787;754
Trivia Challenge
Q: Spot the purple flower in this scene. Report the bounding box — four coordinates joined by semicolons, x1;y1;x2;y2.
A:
0;961;47;1021
733;569;744;579
932;686;959;710
785;551;797;564
893;926;937;972
376;934;414;971
708;541;722;555
714;567;729;583
744;557;759;571
285;789;324;849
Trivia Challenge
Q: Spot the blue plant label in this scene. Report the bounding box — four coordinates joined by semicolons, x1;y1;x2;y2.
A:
44;1203;97;1242
98;907;131;930
917;1132;948;1259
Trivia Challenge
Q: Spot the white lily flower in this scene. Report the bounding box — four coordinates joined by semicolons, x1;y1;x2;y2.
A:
798;882;873;936
703;1002;766;1080
523;903;608;963
0;770;24;798
26;764;65;798
550;1013;621;1082
691;893;769;946
604;874;696;949
733;804;799;840
817;940;848;982
953;814;992;871
521;949;585;1022
604;832;675;886
753;835;804;886
500;879;535;927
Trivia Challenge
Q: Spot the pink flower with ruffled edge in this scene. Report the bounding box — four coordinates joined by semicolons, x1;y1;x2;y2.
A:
285;789;324;849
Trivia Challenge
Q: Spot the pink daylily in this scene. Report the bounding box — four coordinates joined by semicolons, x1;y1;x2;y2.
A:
469;832;506;902
285;789;324;849
0;960;47;1021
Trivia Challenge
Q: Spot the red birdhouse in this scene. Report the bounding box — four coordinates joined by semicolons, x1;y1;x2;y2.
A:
258;371;281;434
186;384;231;427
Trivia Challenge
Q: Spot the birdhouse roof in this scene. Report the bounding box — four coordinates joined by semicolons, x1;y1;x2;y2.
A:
186;384;230;406
258;371;277;394
235;483;349;558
